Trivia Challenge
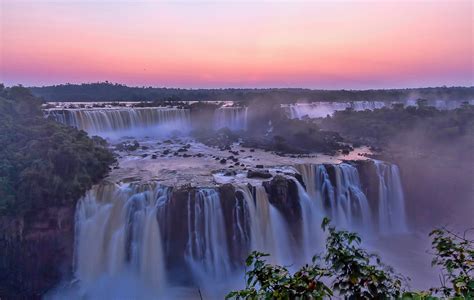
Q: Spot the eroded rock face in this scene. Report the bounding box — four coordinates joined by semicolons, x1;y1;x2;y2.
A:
352;160;380;216
263;175;301;226
0;206;75;299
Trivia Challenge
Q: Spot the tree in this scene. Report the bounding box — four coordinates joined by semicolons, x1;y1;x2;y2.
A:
227;220;474;299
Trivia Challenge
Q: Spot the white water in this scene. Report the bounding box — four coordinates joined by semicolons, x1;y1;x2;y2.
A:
374;161;409;234
47;107;191;137
185;188;232;280
74;183;167;297
296;162;404;234
283;100;474;119
292;179;326;261
236;185;294;265
68;160;409;299
213;106;248;131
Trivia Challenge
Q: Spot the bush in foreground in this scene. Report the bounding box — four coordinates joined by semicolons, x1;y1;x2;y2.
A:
227;219;474;299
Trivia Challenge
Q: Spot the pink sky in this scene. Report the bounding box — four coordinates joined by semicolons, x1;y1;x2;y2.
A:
0;0;472;89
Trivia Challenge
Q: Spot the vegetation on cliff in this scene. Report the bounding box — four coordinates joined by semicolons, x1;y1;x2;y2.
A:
321;101;474;154
227;219;474;299
0;85;115;215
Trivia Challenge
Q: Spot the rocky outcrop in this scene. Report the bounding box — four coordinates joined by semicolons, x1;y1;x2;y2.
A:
352;160;381;217
263;175;301;230
0;206;75;299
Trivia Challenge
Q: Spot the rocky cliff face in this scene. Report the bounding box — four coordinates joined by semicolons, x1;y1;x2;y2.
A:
0;205;75;299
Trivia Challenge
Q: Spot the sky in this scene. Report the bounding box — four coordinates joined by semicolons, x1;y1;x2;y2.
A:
0;0;472;89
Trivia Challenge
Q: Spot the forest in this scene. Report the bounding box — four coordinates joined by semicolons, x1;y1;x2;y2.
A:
30;82;474;103
0;85;115;215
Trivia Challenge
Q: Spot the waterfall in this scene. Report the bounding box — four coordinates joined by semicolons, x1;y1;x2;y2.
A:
292;179;326;261
46;107;191;137
71;161;408;298
235;185;293;265
213;106;248;130
332;164;372;231
296;163;372;233
283;100;474;119
296;162;410;234
374;161;408;234
74;183;167;292
185;188;232;279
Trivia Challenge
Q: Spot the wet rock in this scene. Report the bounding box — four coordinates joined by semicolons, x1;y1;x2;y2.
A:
220;159;227;164
115;140;140;151
151;154;157;159
263;175;301;232
247;170;272;179
255;164;264;169
224;170;237;176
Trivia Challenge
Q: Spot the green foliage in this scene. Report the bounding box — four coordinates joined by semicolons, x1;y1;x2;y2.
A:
429;227;474;298
323;218;404;299
227;220;474;299
0;86;115;215
321;103;474;147
226;252;332;300
227;218;404;299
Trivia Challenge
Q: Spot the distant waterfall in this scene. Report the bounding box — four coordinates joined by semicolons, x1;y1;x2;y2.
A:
74;183;167;292
283;101;386;119
283;100;474;119
46;107;191;136
374;161;408;234
213;106;248;130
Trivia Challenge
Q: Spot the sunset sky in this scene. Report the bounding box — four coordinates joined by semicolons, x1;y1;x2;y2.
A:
0;0;472;89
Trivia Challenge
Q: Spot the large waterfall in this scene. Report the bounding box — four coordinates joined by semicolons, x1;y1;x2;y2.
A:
71;160;408;298
213;106;248;131
74;182;168;297
46;107;191;137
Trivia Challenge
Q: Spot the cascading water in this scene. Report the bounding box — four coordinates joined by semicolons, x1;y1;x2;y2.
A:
74;182;168;296
235;185;293;265
296;162;404;234
47;107;191;137
283;100;474;119
332;164;372;231
213;106;248;131
374;160;408;234
185;188;232;280
70;160;408;298
292;179;326;261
